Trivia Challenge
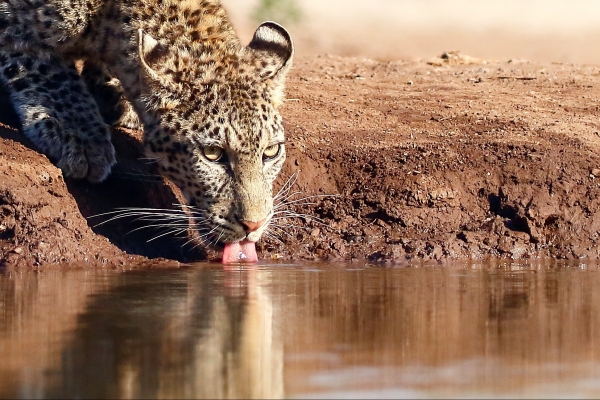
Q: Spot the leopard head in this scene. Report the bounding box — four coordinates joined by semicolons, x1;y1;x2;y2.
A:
138;22;293;247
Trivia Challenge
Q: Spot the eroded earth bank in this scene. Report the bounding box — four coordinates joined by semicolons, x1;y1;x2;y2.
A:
2;55;600;266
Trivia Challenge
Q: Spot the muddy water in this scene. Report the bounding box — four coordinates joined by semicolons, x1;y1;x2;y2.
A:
1;261;600;398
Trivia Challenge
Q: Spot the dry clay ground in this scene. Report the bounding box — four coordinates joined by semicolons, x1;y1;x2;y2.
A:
2;54;600;267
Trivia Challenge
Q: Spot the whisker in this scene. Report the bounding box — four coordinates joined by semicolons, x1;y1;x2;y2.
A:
171;204;211;218
146;228;190;243
89;204;215;248
188;226;223;252
126;222;191;234
93;213;189;227
274;172;301;197
274;193;339;209
102;211;190;221
182;226;219;248
269;171;339;240
90;206;190;217
211;229;225;247
90;206;200;218
272;213;330;228
264;231;284;244
273;190;304;206
270;221;312;231
268;224;295;238
272;210;327;222
274;171;300;201
274;201;318;210
112;171;163;178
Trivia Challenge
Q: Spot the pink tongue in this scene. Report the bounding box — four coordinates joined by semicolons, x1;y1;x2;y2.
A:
222;240;258;264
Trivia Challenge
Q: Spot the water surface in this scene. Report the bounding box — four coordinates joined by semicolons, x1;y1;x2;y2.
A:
1;261;600;398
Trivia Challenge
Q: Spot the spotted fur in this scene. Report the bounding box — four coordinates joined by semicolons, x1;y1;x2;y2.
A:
0;0;294;244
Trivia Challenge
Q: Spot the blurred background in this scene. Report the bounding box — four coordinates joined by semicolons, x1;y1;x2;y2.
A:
222;0;600;64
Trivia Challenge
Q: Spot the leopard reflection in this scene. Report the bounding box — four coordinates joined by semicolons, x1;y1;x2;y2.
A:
46;268;282;399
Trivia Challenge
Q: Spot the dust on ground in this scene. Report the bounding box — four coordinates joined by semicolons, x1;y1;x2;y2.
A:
2;54;600;266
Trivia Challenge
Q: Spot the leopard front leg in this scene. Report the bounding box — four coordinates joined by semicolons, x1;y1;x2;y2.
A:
0;51;116;182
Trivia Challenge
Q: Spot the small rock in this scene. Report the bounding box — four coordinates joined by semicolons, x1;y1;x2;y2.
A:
497;237;514;254
389;244;406;259
310;228;320;237
365;235;379;245
12;247;23;254
347;235;362;243
591;168;600;177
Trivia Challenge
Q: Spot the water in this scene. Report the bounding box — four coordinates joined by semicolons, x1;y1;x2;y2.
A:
1;261;600;398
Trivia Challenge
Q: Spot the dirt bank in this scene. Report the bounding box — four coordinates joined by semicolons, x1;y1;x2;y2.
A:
2;55;600;266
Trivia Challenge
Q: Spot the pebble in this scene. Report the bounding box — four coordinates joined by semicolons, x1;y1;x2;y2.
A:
591;168;600;177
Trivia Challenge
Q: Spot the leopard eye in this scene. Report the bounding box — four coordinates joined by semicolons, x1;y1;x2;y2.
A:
203;146;224;162
263;143;281;161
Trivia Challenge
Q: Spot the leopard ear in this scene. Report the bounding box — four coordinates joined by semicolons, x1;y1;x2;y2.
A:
137;29;171;82
137;29;182;110
248;22;294;83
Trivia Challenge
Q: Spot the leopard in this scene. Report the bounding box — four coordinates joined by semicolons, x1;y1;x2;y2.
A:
0;0;294;262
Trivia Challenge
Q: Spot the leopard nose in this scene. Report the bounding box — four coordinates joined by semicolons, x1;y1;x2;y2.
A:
240;218;267;233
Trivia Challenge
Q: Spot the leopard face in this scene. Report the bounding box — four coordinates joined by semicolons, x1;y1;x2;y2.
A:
141;22;293;246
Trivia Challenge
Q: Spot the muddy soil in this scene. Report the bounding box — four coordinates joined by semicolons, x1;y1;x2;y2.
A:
2;55;600;266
